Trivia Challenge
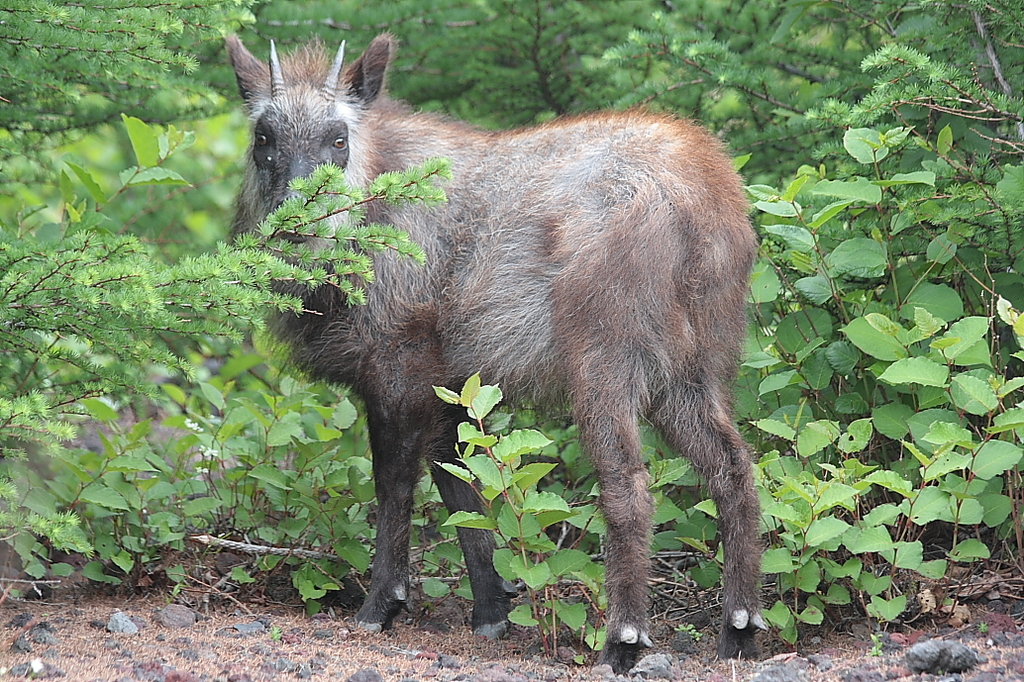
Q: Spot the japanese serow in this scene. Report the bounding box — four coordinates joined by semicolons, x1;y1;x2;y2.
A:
226;33;764;673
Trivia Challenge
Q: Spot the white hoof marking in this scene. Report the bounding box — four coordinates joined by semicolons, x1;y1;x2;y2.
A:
731;609;749;630
620;626;639;644
752;612;768;630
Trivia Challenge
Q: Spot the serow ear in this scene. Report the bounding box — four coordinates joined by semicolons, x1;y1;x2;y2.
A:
225;35;269;105
344;33;395;105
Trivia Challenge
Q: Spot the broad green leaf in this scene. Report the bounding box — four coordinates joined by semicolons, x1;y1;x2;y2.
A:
801;349;833;390
908;486;952;525
809;199;855;228
811;477;860;509
66;161;108;203
492;429;552;462
750;260;781;303
512;462;558;490
797;605;824;624
755;418;796;441
460;373;482;405
804;516;850;546
465;455;506;494
894;541;923;570
878;357;949;387
837;419;873;454
901;283;963;324
937;124;953;155
80;397;119;422
775;309;834;354
917;559;948;579
438;462;473;484
554;601;588;630
796;420;841;457
845;525;894;554
434;386;461;404
926;234;956;264
121;166;190;187
782;174;810;201
444;511;497;529
546;549;591;577
934;317;989;360
80;486;130;511
843;128;886;164
948;538;990;561
972;440;1023;479
758;370;800;395
842;317;906;360
813;177;882;204
873;171;936;187
921;420;974;447
760;547;796;573
794;275;832;304
267;413;304;446
249;464;292;489
989;407;1024;434
522;490;572;514
865;470;915;496
470;384;502;420
979;492;1013;526
83;561;122;584
950;374;998;415
763;224;814;252
825;340;859;374
868;595;906;622
182;496;222;517
508;604;539;627
122;114;161;167
422;577;451;598
754;199;799;217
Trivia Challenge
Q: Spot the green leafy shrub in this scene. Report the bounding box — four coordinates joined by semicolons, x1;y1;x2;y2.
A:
744;122;1024;643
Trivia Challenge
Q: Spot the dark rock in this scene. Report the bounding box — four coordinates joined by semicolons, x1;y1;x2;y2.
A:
132;661;168;682
155;604;196;629
7;613;34;628
752;662;809;682
128;615;147;631
313;628;334;639
905;640;981;674
347;669;385;682
272;657;297;673
30;623;59;645
438;654;461;669
107;611;139;635
808;654;833;671
840;669;884;682
471;666;523;682
633;653;674;679
296;663;313;679
11;633;32;653
670;630;698;655
88;619;106;629
233;621;265;635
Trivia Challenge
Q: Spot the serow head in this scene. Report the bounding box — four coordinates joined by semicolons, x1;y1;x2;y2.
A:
226;34;395;231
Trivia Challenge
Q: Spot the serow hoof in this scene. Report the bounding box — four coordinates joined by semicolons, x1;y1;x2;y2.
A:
598;627;653;674
473;621;510;640
717;610;763;660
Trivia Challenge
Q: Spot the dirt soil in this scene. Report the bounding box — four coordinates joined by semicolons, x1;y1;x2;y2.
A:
3;584;1024;682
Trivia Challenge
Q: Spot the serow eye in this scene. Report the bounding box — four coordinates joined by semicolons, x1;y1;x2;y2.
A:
255;133;268;146
333;137;347;150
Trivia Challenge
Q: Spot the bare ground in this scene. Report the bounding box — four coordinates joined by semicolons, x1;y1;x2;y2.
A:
3;578;1024;682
